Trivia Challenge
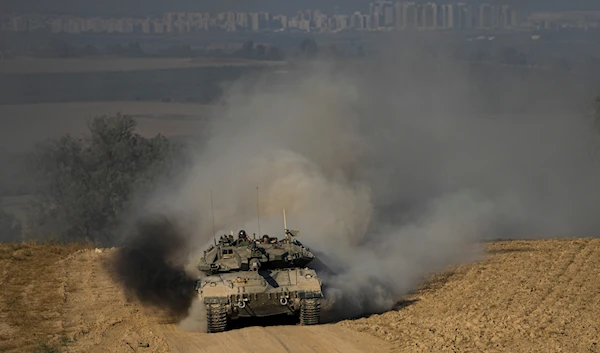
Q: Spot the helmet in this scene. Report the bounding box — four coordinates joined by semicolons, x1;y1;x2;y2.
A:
238;230;247;238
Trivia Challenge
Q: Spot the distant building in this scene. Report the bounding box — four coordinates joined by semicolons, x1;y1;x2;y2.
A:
0;3;531;35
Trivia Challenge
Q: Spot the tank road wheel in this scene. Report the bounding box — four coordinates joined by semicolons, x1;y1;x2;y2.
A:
299;298;321;326
206;303;227;333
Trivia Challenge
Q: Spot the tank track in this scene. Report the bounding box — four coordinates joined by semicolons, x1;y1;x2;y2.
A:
206;303;227;333
299;298;321;325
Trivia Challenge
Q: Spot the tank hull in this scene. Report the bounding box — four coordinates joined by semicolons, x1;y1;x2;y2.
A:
196;267;323;331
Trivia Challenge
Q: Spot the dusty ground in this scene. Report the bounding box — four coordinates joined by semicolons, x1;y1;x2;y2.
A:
0;238;599;353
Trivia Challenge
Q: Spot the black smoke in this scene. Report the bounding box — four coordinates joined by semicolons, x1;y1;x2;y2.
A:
106;214;196;318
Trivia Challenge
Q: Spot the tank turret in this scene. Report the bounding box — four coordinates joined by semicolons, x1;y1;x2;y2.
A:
197;230;316;274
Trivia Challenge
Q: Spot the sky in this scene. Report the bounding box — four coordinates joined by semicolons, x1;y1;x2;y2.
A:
2;0;600;16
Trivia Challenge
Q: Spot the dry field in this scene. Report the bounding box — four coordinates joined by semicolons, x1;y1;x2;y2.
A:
0;57;286;74
0;238;598;353
0;101;215;153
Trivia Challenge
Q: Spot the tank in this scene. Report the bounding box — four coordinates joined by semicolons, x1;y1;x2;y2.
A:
194;222;324;333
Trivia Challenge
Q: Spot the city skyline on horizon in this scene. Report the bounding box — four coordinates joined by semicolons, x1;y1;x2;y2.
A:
2;0;600;17
5;1;600;36
1;2;524;36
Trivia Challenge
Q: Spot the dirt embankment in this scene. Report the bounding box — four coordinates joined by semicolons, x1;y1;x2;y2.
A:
341;239;600;352
0;243;171;353
1;238;599;353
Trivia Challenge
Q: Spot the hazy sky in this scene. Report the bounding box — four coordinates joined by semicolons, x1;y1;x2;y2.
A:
2;0;600;16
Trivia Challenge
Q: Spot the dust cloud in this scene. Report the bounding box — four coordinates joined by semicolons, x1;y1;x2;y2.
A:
134;40;600;321
179;298;208;332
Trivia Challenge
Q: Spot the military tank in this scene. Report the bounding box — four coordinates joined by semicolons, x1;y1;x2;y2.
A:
194;212;324;333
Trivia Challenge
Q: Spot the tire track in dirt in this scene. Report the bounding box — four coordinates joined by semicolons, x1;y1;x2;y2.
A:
155;321;398;353
522;240;600;351
519;244;575;317
525;240;591;319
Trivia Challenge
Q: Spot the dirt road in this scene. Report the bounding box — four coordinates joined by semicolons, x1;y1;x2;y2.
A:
158;322;396;353
1;238;599;352
0;244;397;353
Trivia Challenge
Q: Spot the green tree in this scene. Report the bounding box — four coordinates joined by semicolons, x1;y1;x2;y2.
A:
266;46;283;60
501;46;527;66
256;44;267;57
124;42;145;57
27;114;182;245
299;38;318;59
103;42;146;57
80;44;99;57
242;40;254;55
158;45;194;58
38;39;76;58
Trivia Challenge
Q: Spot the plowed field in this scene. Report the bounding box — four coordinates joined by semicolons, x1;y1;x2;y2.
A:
1;238;598;353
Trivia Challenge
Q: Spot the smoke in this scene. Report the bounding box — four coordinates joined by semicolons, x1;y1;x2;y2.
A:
124;39;600;322
105;214;197;319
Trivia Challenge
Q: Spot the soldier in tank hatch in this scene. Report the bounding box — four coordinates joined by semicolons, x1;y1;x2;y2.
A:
236;229;252;246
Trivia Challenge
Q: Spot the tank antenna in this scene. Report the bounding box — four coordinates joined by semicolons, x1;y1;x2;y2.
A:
256;186;261;237
283;208;289;241
210;190;216;245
